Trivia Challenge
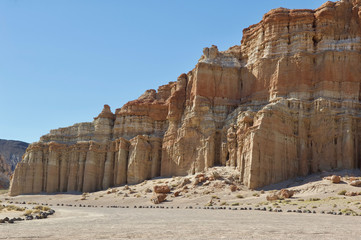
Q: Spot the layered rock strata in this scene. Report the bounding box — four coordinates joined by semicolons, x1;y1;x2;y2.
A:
10;0;361;195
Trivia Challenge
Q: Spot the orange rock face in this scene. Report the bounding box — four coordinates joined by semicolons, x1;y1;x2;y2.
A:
9;0;361;195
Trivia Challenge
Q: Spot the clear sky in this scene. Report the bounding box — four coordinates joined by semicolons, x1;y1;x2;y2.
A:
0;0;326;143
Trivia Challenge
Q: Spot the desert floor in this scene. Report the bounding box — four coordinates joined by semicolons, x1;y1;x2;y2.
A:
1;167;361;239
1;206;361;240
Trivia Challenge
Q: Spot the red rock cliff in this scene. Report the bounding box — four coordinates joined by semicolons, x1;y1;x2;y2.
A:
9;0;361;195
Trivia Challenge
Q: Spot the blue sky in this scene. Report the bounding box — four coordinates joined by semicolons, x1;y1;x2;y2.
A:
0;0;325;143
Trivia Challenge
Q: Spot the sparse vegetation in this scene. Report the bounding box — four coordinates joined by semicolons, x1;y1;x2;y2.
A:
24;209;33;215
309;198;320;201
33;205;51;211
338;190;347;195
0;204;26;212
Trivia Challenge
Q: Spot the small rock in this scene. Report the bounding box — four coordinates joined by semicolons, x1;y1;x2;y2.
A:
230;185;237;192
198;176;207;183
195;173;205;179
350;180;361;187
331;175;341;183
211;171;221;180
266;193;279;201
203;180;210;186
144;188;152;193
345;191;357;197
179;178;191;187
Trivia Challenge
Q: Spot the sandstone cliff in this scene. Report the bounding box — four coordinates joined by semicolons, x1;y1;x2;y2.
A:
9;0;361;195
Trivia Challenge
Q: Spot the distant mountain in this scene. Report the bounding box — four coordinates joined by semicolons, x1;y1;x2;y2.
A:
0;139;28;189
0;139;29;171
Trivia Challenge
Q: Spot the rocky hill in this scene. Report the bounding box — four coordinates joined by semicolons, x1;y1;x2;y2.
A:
9;0;361;196
0;139;28;189
0;139;29;171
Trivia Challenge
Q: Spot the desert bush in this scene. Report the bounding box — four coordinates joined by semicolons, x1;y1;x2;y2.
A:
338;190;347;195
6;205;25;211
33;205;50;211
220;201;228;206
24;209;33;215
309;198;320;201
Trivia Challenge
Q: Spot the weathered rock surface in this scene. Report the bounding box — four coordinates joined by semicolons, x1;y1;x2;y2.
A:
151;193;167;204
350;180;361;186
331;175;341;184
0;155;11;189
9;0;361;195
266;189;294;201
153;185;171;194
0;139;28;189
0;139;28;171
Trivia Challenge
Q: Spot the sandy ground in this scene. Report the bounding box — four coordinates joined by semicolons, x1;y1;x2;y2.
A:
1;167;361;239
1;206;361;240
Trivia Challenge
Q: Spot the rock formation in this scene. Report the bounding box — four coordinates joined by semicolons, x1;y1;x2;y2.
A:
9;0;361;195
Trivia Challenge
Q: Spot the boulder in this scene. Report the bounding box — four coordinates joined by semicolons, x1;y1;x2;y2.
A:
151;194;167;204
266;189;294;201
278;189;294;199
266;194;279;201
331;175;341;184
153;185;170;194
